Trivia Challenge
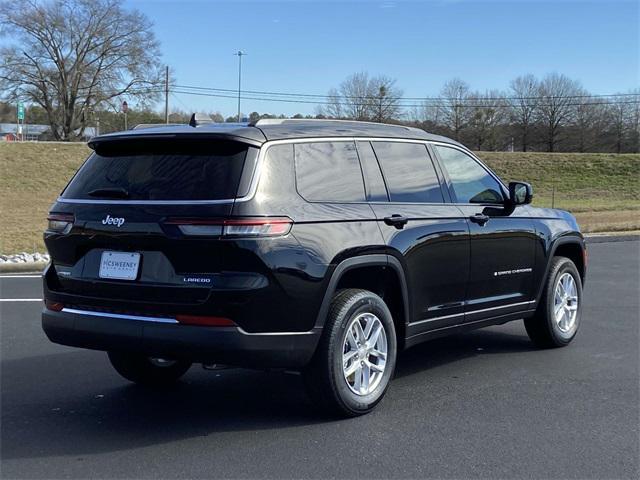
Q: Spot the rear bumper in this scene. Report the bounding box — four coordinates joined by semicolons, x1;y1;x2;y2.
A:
42;308;321;368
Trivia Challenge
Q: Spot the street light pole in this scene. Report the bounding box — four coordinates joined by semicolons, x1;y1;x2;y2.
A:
234;50;246;122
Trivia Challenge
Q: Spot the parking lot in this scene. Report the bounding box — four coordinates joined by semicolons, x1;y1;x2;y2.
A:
1;240;638;479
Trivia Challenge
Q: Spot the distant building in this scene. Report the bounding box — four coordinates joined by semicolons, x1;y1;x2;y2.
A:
0;123;96;142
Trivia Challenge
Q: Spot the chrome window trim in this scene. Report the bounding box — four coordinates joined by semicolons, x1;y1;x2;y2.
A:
407;300;535;327
56;136;499;206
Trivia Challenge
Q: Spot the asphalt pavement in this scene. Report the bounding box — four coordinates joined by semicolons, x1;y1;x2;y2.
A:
1;241;638;479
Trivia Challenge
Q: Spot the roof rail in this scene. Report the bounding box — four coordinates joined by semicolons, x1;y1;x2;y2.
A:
132;123;183;130
251;117;425;134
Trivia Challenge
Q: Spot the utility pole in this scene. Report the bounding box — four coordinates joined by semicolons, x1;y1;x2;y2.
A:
122;101;128;130
164;65;169;124
234;51;246;122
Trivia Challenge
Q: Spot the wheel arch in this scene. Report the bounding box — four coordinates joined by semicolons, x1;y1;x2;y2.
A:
313;255;410;349
535;235;586;303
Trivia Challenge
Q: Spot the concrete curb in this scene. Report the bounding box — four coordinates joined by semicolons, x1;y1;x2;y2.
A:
585;233;640;244
0;261;47;275
0;233;637;275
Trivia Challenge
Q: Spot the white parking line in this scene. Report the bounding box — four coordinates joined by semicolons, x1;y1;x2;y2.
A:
0;275;42;279
0;298;42;302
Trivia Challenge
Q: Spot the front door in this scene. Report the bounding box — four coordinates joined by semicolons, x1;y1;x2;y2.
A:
432;144;537;322
357;140;470;336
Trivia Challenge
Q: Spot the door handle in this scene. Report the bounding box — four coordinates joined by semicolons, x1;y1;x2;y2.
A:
384;214;409;230
470;213;490;226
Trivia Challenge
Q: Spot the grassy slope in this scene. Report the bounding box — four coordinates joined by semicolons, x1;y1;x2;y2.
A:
0;143;638;253
1;143;91;253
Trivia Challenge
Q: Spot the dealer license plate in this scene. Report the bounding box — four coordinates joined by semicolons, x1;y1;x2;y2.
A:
98;251;140;280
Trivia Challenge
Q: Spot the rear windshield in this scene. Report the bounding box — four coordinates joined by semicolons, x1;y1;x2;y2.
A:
62;139;250;201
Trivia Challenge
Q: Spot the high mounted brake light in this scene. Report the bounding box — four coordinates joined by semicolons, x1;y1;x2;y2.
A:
165;217;293;238
47;213;74;234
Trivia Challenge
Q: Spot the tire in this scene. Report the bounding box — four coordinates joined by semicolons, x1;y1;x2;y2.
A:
107;351;192;386
303;288;398;417
524;256;583;348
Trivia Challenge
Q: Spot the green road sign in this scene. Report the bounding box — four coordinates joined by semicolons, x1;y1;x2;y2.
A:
17;103;25;121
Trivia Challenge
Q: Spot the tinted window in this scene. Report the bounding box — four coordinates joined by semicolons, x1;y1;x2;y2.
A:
62;139;248;201
371;142;443;203
356;141;389;202
434;146;504;204
294;142;365;202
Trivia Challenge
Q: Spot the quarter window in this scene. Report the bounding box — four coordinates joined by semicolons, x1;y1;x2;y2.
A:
434;146;504;204
294;141;365;202
371;142;444;203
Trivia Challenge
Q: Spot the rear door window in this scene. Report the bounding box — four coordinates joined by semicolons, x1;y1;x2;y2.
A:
61;139;250;201
294;141;366;202
371;142;444;203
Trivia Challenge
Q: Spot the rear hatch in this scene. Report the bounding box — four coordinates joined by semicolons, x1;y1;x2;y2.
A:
44;135;262;310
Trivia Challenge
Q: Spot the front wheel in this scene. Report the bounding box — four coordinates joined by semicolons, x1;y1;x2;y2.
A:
304;288;397;417
107;351;192;386
524;256;583;348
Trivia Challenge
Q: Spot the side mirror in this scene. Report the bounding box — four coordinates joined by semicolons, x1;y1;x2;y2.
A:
509;181;533;206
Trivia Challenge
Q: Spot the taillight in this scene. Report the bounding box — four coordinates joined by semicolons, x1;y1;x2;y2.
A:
166;217;292;238
175;314;236;327
47;213;74;234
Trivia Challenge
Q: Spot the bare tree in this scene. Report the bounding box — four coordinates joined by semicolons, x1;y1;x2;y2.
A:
0;0;162;140
571;91;607;152
607;94;637;154
467;90;508;150
369;75;403;122
320;72;403;121
536;73;582;152
338;72;372;120
626;88;640;153
438;78;471;141
509;74;539;151
322;87;343;118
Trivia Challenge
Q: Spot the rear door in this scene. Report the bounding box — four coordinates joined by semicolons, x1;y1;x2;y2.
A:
431;144;537;321
45;137;258;306
360;140;470;336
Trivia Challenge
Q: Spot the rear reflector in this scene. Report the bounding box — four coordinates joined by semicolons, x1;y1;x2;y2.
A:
175;314;236;327
45;300;64;312
166;217;292;237
177;224;224;236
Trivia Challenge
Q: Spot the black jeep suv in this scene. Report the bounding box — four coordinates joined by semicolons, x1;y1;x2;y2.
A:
42;119;586;416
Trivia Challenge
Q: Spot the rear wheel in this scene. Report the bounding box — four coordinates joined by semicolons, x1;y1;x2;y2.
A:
107;351;192;386
303;288;397;417
525;256;583;348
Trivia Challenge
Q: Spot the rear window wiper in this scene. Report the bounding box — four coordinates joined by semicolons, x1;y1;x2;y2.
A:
87;187;130;199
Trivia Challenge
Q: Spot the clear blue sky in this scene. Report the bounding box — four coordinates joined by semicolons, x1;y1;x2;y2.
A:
129;0;639;117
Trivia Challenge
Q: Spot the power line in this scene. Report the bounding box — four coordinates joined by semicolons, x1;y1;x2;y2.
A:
174;83;639;102
170;88;640;109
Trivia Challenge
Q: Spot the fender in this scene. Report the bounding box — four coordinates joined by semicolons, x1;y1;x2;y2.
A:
534;233;586;304
313;254;410;329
